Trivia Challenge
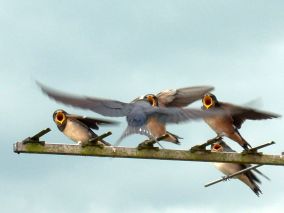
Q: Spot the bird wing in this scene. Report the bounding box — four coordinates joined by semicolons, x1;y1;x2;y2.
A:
37;82;132;117
220;102;281;129
115;125;152;146
157;86;214;107
67;114;119;130
150;107;222;124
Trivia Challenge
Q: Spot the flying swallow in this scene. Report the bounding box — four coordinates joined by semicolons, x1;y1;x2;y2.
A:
132;86;214;145
202;93;280;150
53;109;118;146
211;141;270;196
38;82;220;145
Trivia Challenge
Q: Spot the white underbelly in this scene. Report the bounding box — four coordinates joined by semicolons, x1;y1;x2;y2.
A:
213;162;239;177
63;120;92;143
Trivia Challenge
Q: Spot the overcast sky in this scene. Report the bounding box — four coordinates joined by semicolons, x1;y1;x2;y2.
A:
1;1;284;212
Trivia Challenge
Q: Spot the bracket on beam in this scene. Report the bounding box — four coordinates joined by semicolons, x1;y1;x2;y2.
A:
242;141;275;155
22;128;51;145
190;136;222;152
137;134;169;150
82;131;112;148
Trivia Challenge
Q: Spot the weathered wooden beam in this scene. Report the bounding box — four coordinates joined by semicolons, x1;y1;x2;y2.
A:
13;141;284;166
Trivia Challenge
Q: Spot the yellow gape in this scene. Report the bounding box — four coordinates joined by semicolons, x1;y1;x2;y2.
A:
212;143;223;152
55;111;66;125
203;95;213;109
147;95;158;107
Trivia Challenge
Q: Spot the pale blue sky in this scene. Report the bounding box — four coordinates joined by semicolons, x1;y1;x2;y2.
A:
1;1;284;212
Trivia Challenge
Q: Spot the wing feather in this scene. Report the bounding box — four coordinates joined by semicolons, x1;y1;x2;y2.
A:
157;86;214;107
151;107;221;124
67;114;119;130
221;102;280;129
37;82;132;117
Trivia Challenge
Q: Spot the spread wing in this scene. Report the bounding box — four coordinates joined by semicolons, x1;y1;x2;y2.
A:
220;102;281;129
150;107;222;124
157;86;214;107
37;82;132;117
67;114;119;130
115;125;152;146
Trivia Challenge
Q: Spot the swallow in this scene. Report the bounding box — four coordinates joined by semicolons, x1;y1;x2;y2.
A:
133;86;214;145
53;109;118;146
202;93;280;150
38;82;221;146
211;142;270;196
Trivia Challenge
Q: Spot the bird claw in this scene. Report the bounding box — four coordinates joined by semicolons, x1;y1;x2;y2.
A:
137;140;159;151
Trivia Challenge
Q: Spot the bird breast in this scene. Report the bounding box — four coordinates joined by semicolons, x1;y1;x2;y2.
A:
146;117;166;138
204;115;234;135
63;119;92;143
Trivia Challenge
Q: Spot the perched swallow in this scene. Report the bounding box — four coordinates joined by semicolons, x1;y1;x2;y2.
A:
133;86;214;145
202;93;280;150
38;83;220;145
53;109;118;146
211;142;270;196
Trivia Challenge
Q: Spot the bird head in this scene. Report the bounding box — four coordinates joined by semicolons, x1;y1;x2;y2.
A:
211;142;224;152
202;93;218;109
143;94;159;107
53;109;68;127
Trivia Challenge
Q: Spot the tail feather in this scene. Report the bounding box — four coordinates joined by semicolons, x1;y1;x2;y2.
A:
165;131;183;145
253;168;270;181
251;183;262;197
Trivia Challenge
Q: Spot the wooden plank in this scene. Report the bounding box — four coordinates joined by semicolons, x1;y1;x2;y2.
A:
13;141;284;166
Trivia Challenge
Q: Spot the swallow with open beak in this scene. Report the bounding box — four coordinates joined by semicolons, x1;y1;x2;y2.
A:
202;93;280;150
132;86;214;145
53;109;118;146
211;142;270;196
38;82;221;146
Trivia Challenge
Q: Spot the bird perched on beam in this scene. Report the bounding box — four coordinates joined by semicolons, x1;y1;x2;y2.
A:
202;93;280;150
131;86;214;146
38;82;220;147
53;109;118;147
211;141;270;196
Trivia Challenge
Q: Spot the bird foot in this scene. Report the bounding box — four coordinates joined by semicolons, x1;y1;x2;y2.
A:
137;140;159;151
